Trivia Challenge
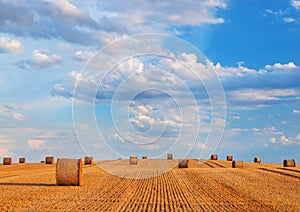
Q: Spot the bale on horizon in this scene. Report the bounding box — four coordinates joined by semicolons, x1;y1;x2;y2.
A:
178;159;189;168
167;154;173;160
3;157;12;165
142;156;147;159
19;158;25;164
254;157;261;163
211;154;218;160
130;156;138;165
45;156;54;164
283;159;296;167
84;156;93;165
232;160;243;168
56;158;82;186
226;156;233;161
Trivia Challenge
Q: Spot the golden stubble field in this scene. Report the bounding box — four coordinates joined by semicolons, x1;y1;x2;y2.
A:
0;159;299;211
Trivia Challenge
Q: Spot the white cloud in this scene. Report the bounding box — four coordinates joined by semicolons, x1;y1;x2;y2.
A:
43;0;84;18
0;1;227;46
293;109;300;114
0;36;23;53
228;89;298;102
283;17;296;23
291;0;300;9
21;50;63;70
13;112;25;121
98;0;227;31
297;134;300;140
72;51;94;62
0;106;25;122
265;62;297;70
27;139;47;149
213;61;257;77
270;137;276;143
280;135;291;145
229;115;240;120
265;9;287;16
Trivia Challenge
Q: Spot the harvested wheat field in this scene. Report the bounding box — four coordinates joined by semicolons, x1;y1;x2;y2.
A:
0;159;299;211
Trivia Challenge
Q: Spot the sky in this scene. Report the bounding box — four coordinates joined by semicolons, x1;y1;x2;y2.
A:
0;0;300;163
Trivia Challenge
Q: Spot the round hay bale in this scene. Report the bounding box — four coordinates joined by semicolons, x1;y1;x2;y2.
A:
130;156;138;165
178;159;190;168
210;154;218;160
45;156;54;164
40;160;45;163
167;154;173;160
84;156;93;165
254;157;261;163
232;160;243;168
283;159;296;167
3;157;12;165
142;156;147;159
226;156;233;161
19;157;26;164
56;158;82;186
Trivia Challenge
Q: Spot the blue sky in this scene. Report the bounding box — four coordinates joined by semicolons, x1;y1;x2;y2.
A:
0;0;300;163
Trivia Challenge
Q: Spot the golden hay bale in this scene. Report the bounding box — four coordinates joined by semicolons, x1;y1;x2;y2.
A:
56;158;82;186
232;160;243;168
167;154;173;160
45;156;54;164
283;159;296;167
130;156;138;165
3;157;12;165
178;159;190;168
226;156;233;161
41;160;45;163
142;156;147;159
254;157;261;163
210;154;218;160
84;156;93;165
19;158;26;164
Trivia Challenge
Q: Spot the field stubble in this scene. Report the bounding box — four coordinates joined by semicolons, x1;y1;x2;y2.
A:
0;159;299;211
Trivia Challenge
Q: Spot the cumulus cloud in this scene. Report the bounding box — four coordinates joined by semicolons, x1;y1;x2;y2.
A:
0;0;227;46
0;36;23;53
280;135;291;145
97;0;227;28
20;50;63;70
265;62;297;70
291;0;300;9
53;52;300;108
27;139;47;149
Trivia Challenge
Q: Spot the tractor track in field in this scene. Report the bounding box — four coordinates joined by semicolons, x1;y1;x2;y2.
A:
258;167;300;179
